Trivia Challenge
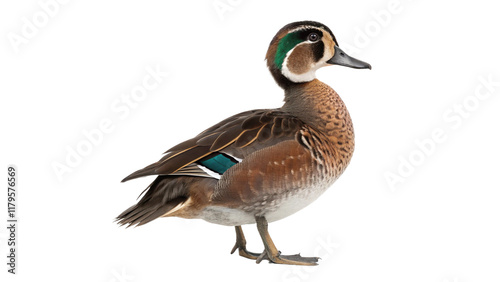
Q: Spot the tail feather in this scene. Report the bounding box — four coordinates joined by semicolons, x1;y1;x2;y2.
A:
116;197;186;227
137;198;185;226
121;162;158;182
116;176;190;227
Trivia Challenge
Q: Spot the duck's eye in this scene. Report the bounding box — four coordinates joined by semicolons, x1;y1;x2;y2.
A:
308;32;319;42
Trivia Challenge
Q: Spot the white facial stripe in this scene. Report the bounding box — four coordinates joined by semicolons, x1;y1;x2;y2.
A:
282;48;317;83
281;38;328;83
279;27;336;83
287;25;324;34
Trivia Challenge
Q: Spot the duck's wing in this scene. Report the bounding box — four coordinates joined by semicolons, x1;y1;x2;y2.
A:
122;109;306;182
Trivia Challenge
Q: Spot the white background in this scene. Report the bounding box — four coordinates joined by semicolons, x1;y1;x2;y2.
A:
1;0;499;281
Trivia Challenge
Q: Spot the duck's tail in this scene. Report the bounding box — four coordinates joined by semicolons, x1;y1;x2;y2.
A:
116;176;191;227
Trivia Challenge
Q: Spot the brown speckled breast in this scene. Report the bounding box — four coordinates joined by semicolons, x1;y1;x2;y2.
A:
202;79;355;225
283;79;355;176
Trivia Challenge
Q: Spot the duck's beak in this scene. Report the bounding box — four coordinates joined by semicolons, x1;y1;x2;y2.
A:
327;45;371;70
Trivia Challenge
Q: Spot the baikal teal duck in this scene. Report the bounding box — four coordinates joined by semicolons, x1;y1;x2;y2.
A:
117;20;371;265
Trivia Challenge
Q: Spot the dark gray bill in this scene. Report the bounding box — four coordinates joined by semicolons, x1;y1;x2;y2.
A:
327;45;371;69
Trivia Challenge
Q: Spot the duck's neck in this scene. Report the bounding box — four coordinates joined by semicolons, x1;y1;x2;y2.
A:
282;79;354;143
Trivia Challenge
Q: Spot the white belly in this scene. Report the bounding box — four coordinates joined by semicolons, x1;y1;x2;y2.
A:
199;182;332;226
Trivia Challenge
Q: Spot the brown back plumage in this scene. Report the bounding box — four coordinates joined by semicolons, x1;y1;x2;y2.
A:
121;110;306;182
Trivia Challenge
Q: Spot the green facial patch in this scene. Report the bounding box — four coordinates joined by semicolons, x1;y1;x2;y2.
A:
274;31;304;70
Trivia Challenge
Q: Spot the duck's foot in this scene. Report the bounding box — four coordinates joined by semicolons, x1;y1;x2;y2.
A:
255;216;320;266
255;250;319;265
230;226;261;260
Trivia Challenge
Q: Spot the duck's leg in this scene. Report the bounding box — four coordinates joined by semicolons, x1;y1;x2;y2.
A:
254;216;319;265
230;226;261;260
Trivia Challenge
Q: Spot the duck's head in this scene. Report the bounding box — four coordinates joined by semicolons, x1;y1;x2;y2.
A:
266;21;371;89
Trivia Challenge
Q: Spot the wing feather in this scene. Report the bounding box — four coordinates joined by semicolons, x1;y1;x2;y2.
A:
122;109;305;182
234;126;264;148
209;126;247;151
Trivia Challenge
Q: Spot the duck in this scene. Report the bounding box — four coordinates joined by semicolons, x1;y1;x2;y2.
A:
117;20;371;265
